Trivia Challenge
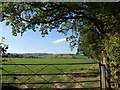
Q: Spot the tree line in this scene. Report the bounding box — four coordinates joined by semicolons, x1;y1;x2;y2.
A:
1;2;120;88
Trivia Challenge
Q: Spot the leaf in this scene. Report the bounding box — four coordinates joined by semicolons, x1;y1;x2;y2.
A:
6;21;10;26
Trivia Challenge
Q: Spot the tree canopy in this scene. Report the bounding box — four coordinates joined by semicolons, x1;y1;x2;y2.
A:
0;37;8;56
1;2;120;58
1;2;120;87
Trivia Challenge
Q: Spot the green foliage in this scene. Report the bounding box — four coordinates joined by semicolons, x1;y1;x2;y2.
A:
0;37;8;55
103;33;120;88
77;22;103;60
1;2;120;87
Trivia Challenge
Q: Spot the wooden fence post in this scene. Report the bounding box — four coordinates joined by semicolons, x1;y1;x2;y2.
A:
99;62;102;90
102;57;111;90
0;50;2;90
101;57;105;89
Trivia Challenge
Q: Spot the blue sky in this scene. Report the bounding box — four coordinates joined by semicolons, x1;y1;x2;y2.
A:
0;21;77;54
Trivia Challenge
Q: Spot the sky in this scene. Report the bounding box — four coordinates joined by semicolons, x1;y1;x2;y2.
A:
0;21;77;54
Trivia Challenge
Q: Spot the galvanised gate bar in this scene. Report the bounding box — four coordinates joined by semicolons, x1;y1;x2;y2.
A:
2;62;101;89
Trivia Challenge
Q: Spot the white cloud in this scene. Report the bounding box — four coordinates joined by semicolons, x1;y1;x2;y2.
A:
53;38;66;44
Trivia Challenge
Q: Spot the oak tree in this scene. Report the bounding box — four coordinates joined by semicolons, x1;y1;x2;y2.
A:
1;2;120;87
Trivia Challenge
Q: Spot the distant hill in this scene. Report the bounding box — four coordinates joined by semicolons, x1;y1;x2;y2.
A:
5;53;87;59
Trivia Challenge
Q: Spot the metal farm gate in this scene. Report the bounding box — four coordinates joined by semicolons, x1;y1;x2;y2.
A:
2;62;102;90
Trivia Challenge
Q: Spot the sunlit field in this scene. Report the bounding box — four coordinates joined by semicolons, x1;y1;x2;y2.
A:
2;55;100;89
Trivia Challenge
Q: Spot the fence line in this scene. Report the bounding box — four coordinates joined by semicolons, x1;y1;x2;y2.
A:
2;62;100;89
2;62;98;65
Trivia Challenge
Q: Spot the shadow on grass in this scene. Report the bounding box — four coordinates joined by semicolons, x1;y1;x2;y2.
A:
72;72;99;78
2;85;101;90
2;85;21;90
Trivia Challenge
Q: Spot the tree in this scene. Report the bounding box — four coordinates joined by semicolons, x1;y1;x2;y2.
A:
1;2;111;36
0;37;8;57
1;2;120;88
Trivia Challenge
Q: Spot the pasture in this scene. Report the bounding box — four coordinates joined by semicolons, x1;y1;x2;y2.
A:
2;54;100;89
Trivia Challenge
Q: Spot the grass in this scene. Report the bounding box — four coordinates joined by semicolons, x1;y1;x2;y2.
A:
2;56;100;89
2;58;97;73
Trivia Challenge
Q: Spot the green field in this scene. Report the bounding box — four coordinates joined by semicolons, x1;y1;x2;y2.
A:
2;55;100;89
